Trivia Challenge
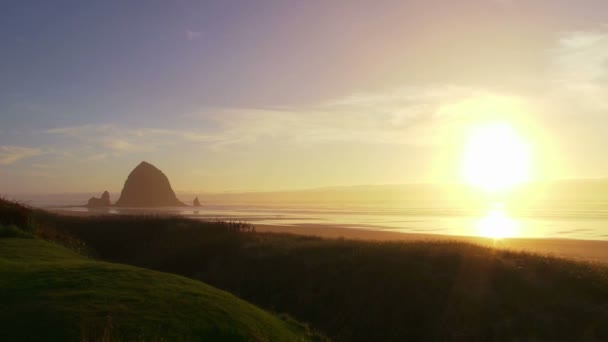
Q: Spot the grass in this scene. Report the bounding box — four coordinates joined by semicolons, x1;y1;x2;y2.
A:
3;198;608;341
57;214;608;341
0;224;34;238
0;220;317;340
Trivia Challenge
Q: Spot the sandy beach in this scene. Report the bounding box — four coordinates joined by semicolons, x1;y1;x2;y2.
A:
256;224;608;264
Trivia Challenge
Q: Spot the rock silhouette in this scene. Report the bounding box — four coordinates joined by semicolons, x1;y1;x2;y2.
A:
87;191;111;207
193;197;201;207
115;162;185;207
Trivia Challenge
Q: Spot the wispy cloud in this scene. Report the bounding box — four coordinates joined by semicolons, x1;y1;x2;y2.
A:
183;86;505;147
185;29;202;41
0;145;43;165
550;26;608;112
45;124;223;158
46;124;165;155
44;84;513;160
490;0;514;6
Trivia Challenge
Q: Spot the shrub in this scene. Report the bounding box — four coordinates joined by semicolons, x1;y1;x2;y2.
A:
0;198;32;230
0;224;34;239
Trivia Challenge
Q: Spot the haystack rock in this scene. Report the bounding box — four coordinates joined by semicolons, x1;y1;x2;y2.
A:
193;196;202;207
87;191;111;207
115;161;185;207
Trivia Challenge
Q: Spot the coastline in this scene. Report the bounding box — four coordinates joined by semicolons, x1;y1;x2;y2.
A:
49;208;608;264
256;223;608;264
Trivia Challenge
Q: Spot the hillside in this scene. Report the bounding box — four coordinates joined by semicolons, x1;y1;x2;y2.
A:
0;232;314;341
58;215;608;341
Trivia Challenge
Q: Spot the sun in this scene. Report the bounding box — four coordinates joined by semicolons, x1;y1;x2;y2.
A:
462;122;532;193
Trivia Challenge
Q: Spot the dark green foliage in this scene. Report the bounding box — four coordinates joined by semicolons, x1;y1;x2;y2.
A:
0;224;34;238
45;214;254;264
0;198;87;253
0;197;33;231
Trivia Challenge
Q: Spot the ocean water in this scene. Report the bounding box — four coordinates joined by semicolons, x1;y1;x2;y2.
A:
8;189;608;241
45;202;608;241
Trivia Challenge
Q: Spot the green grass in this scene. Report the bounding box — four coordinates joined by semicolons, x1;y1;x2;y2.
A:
0;235;314;341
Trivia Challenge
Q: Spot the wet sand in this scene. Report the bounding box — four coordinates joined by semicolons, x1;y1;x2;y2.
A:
50;208;608;264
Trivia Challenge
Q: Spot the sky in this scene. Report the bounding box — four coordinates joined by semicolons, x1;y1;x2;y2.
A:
2;0;608;193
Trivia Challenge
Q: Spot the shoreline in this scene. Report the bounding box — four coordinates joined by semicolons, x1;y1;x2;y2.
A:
255;223;608;264
49;208;608;264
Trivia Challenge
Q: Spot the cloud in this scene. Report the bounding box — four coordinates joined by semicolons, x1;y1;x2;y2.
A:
45;124;224;159
489;0;514;6
102;139;136;152
550;26;608;112
182;86;507;148
185;29;202;41
46;124;166;155
85;153;109;162
45;124;115;137
0;145;43;165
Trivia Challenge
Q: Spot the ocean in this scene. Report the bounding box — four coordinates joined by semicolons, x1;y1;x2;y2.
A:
11;196;604;242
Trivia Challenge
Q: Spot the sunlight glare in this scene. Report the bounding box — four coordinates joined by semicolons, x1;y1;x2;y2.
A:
477;204;520;239
463;122;532;193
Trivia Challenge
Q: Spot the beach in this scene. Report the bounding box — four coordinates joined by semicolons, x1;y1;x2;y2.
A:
255;223;608;264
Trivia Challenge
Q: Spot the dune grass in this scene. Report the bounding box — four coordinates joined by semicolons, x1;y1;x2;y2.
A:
56;214;608;341
0;227;315;341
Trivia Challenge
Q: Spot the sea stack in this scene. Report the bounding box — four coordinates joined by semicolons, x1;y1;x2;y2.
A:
115;161;185;207
193;197;201;207
87;191;111;207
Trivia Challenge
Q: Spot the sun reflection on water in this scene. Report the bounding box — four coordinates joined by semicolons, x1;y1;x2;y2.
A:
477;203;520;239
